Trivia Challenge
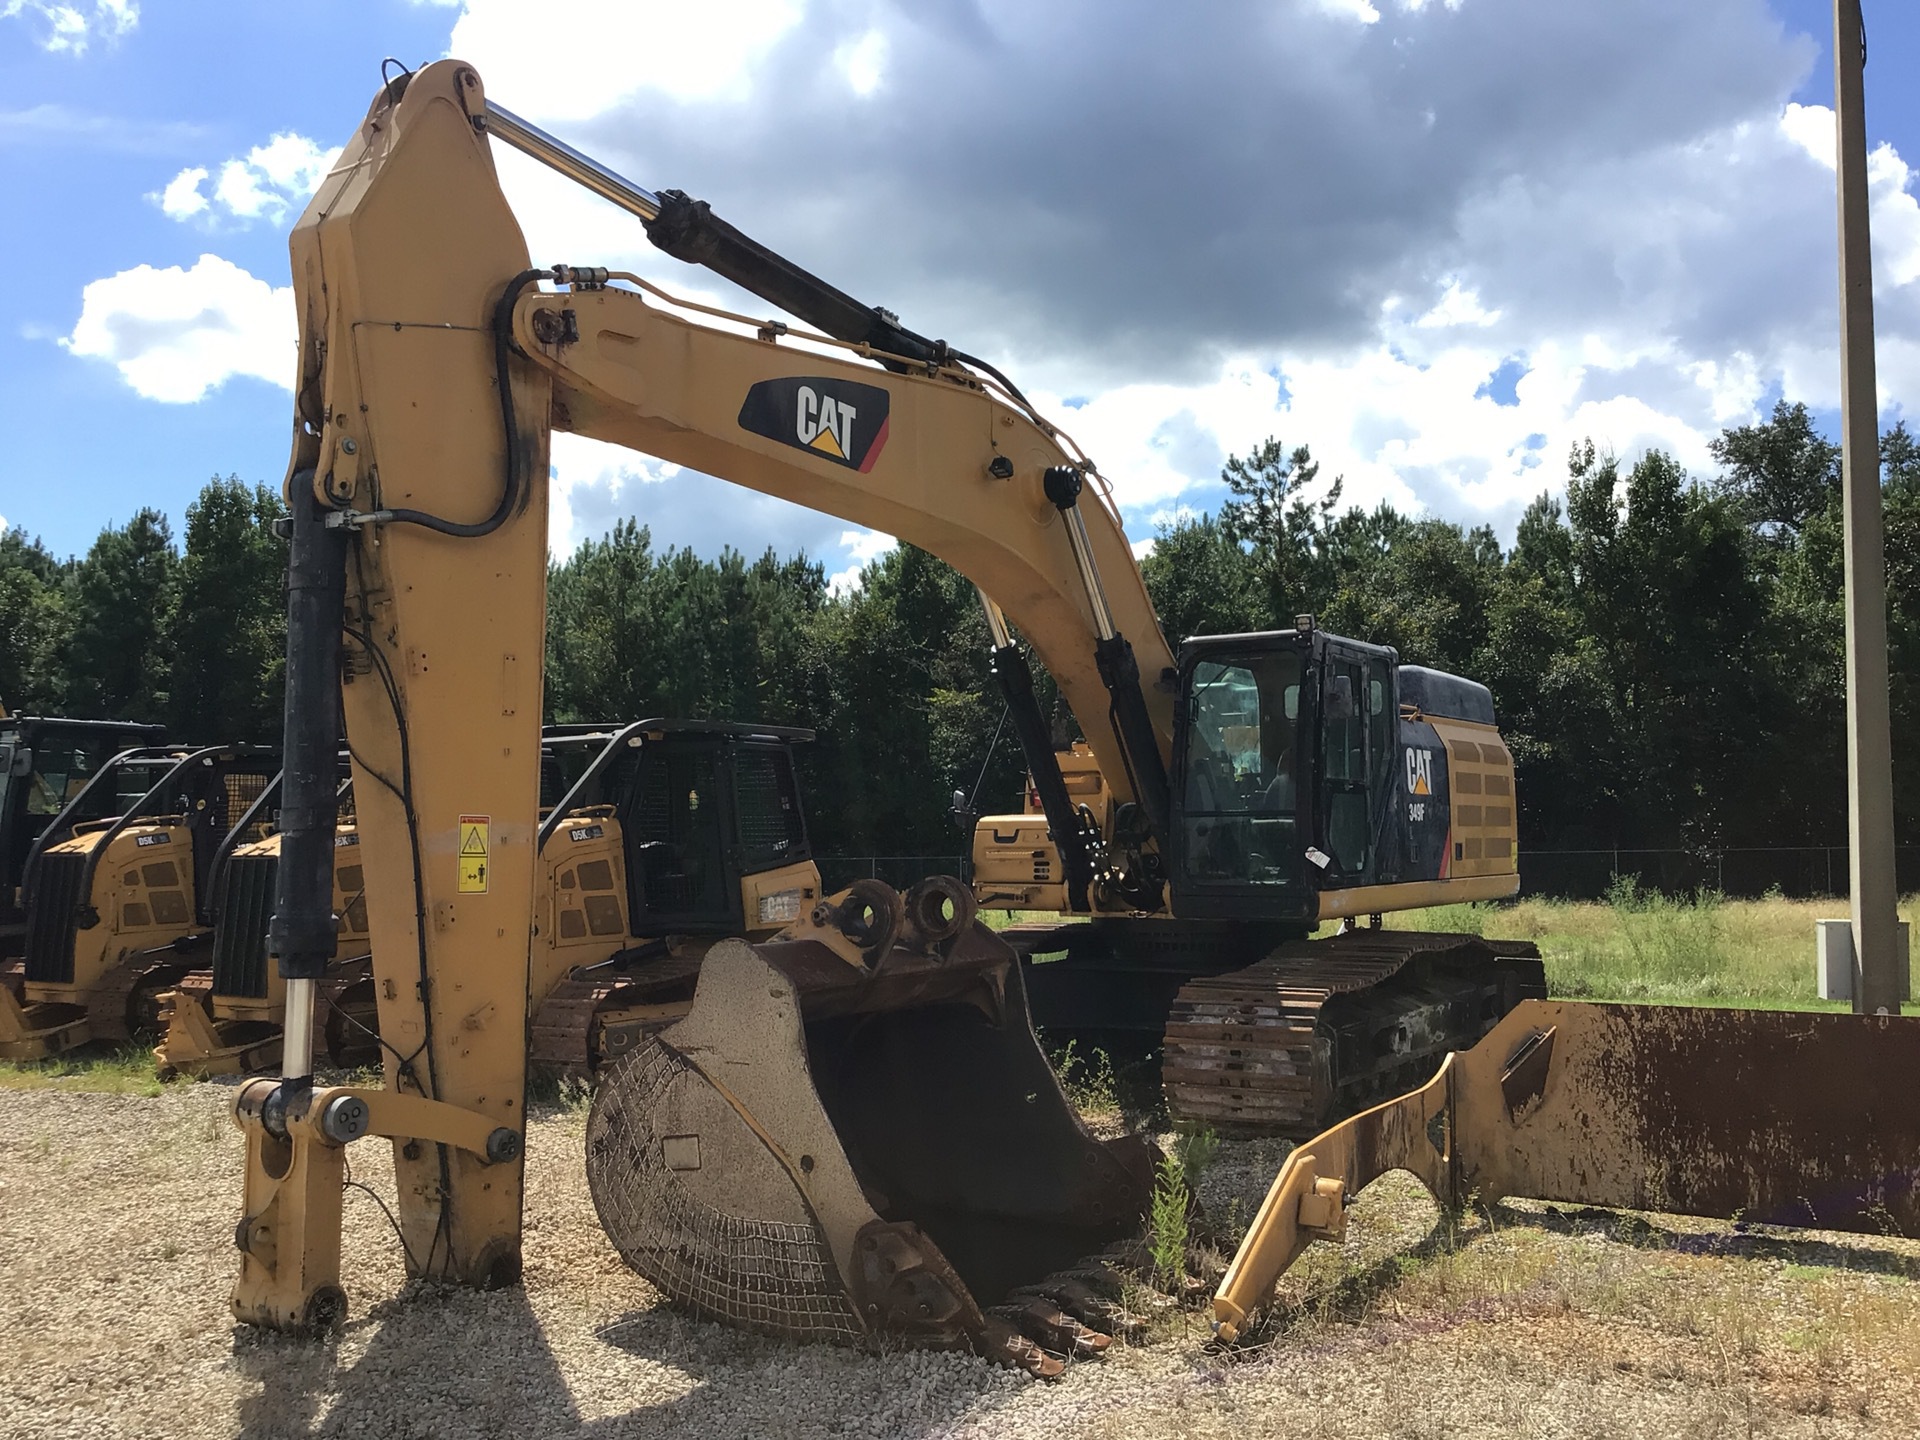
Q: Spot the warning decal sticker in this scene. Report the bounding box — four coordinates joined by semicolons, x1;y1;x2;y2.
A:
458;814;490;894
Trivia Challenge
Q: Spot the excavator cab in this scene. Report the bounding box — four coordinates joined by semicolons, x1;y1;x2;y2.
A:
1170;627;1408;917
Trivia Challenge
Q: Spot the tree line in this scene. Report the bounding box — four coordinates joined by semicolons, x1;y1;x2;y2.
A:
3;401;1916;858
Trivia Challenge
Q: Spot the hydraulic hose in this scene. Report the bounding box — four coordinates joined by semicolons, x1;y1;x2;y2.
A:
376;268;552;537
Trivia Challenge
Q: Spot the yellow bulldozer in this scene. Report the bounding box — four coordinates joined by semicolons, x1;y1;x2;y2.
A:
153;767;377;1078
224;61;1920;1377
0;708;166;961
158;719;834;1079
0;741;278;1058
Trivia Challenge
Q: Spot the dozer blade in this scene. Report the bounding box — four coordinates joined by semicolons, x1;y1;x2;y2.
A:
585;927;1155;1368
1213;999;1920;1341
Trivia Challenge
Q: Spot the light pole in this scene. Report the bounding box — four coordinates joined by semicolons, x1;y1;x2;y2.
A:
1832;0;1901;1014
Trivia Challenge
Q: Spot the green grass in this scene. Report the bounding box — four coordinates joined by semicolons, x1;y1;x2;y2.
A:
999;886;1906;1009
0;1041;177;1097
1380;885;1920;1008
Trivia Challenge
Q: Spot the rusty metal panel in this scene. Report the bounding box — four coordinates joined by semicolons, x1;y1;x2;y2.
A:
1455;1001;1920;1235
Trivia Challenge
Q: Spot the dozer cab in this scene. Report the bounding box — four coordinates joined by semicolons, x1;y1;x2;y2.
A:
529;718;828;1072
1;743;277;1058
0;712;165;960
228;62;1920;1380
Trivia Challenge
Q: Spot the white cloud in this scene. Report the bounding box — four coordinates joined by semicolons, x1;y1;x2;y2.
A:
827;526;896;593
2;0;136;55
835;30;888;97
153;133;341;227
1314;0;1381;22
449;0;805;123
1781;101;1833;170
157;167;208;219
1414;280;1501;330
63;255;294;403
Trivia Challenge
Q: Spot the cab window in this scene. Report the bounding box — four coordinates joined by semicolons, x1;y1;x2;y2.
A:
1179;651;1302;887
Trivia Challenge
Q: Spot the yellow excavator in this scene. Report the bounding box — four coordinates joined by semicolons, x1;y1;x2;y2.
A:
229;61;1920;1374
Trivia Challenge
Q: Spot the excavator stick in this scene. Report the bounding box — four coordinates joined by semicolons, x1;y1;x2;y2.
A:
588;922;1156;1366
1212;999;1920;1341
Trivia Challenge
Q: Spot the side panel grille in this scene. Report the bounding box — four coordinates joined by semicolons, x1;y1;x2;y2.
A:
24;852;87;984
211;854;278;1000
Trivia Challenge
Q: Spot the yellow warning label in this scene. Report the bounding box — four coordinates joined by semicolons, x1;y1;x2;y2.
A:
458;814;490;894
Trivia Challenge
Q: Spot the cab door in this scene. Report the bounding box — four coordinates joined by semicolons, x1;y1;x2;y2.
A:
1317;645;1393;886
624;738;739;934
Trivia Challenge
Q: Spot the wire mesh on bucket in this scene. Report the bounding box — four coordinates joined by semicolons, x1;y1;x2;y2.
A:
585;1038;867;1344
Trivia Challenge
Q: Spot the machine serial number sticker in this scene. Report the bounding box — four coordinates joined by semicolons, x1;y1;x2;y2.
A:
458;814;490;894
136;834;169;847
569;825;604;843
737;376;891;472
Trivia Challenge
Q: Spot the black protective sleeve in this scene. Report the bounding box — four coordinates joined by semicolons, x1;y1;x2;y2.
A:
268;483;347;982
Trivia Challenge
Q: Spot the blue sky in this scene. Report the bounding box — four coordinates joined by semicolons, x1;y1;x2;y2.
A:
3;0;1919;587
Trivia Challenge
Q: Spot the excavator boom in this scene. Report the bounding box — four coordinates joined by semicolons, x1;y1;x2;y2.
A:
233;60;1154;1370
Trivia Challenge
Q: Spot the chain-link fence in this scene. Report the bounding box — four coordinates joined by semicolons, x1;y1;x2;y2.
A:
818;848;1920;902
1518;847;1920;901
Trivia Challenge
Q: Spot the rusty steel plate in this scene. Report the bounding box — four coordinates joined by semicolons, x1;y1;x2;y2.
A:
1455;1001;1920;1236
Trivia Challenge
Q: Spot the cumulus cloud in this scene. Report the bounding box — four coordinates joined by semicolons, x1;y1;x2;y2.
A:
410;0;1920;553
72;0;1920;578
451;0;804;121
827;526;896;593
63;255;294;402
2;0;136;55
153;133;341;226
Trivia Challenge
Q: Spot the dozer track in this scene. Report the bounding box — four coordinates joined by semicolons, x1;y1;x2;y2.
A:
529;950;705;1078
93;950;203;1043
1163;931;1545;1138
156;957;379;1077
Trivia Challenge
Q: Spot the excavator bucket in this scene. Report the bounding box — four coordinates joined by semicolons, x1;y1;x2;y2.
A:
586;909;1156;1369
1213;999;1920;1340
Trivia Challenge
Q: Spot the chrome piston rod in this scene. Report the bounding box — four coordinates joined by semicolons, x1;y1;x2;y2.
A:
481;100;662;223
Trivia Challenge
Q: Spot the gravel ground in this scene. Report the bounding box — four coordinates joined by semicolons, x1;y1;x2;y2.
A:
3;1083;1917;1440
